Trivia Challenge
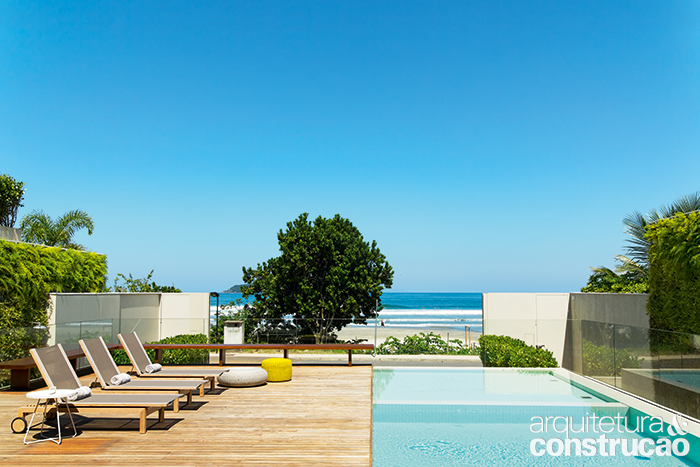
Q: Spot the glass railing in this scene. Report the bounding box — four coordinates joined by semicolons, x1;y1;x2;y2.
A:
209;317;380;345
0;325;51;361
567;319;700;421
2;314;482;384
209;316;480;351
0;325;52;387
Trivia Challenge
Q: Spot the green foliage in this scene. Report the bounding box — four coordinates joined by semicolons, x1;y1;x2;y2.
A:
584;191;700;291
623;191;700;269
241;213;393;344
376;332;478;355
111;348;133;366
156;333;209;364
0;239;107;330
0;240;105;383
581;267;648;293
646;211;700;334
112;333;209;366
20;209;95;250
110;269;181;293
0;327;49;364
478;335;558;368
0;174;25;228
582;339;642;377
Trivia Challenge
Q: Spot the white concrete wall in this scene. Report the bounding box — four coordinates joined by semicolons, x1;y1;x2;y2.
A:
482;293;570;365
49;293;210;345
160;293;210;338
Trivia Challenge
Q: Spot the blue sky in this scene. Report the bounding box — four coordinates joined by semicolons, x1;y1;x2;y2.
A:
2;1;699;293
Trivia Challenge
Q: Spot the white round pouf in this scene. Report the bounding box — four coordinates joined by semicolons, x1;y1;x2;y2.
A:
217;368;268;388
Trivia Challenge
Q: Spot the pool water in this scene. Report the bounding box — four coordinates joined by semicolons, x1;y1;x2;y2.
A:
657;370;700;389
373;368;700;466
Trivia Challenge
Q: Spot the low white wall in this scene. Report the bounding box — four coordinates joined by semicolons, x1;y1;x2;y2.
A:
482;293;570;365
160;293;210;338
49;293;210;345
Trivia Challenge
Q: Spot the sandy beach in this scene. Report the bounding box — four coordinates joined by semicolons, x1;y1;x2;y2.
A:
337;325;481;346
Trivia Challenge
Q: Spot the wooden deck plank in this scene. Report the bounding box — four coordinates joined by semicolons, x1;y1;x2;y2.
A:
0;365;372;467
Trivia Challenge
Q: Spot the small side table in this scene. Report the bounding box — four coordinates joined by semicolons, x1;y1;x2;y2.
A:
24;388;78;445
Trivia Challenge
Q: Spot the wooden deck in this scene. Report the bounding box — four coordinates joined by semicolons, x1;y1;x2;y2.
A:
0;365;373;466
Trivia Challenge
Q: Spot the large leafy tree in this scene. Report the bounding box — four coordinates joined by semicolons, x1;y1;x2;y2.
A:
20;209;95;250
241;213;394;343
110;269;182;293
0;174;25;228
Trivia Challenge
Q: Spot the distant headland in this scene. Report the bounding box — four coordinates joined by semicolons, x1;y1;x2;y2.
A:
223;284;244;293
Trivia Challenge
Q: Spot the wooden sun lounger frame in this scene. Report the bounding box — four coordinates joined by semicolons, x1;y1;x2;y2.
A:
0;344;119;390
27;344;181;434
17;400;171;434
118;333;221;392
79;337;205;400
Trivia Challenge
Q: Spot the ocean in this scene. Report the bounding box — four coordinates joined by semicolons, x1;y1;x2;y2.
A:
210;292;483;333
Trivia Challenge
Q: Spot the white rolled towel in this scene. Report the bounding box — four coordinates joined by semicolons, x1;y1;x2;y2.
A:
110;373;131;386
68;386;92;401
145;363;162;374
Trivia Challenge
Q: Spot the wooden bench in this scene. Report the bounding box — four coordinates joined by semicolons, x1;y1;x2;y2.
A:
144;344;375;366
0;344;119;390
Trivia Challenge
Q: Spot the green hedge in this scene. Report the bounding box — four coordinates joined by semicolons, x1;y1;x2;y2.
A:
646;211;700;334
376;332;478;355
112;333;209;366
478;335;558;368
0;240;107;371
0;239;107;329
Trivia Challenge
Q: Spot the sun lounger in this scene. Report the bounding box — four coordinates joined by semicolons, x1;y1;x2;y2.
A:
28;344;181;433
79;337;206;403
118;332;224;391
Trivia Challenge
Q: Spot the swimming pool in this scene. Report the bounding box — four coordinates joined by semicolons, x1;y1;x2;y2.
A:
373;368;700;466
625;369;700;389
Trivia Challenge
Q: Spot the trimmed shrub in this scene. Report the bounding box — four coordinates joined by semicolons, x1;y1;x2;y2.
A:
376;332;478;355
478;335;558;368
112;333;209;366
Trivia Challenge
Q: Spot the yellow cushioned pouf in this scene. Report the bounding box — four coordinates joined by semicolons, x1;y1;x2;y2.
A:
261;358;292;382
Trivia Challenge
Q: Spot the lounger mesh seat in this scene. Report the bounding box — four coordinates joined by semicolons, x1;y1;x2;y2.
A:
79;337;206;402
118;332;225;391
29;344;180;433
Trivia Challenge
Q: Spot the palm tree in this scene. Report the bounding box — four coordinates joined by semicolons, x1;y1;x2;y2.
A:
619;191;700;273
20;209;95;250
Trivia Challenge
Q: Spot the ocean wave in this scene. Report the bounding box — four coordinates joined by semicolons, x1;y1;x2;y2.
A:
210;307;482;316
383;305;481;311
379;309;482;316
